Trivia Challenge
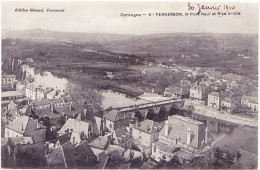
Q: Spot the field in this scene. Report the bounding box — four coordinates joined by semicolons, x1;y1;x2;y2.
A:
1;29;258;96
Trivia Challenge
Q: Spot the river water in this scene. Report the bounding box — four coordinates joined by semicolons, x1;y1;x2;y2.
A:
21;64;147;109
101;90;149;109
22;64;68;90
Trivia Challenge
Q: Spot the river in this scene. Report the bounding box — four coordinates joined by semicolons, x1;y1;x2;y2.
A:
21;64;148;109
101;90;149;110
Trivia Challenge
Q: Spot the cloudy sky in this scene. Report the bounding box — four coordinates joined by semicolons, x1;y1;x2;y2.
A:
2;1;258;34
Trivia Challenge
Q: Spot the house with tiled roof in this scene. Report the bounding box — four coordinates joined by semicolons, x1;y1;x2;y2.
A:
89;136;110;157
104;145;143;166
4;116;46;143
151;115;209;162
76;105;103;137
106;126;132;149
57;118;91;146
132;119;160;156
31;98;86;127
56;133;71;147
103;110;130;131
75;140;97;167
47;139;97;168
46;141;81;168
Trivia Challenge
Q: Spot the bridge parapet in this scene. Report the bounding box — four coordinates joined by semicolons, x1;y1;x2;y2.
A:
116;99;184;112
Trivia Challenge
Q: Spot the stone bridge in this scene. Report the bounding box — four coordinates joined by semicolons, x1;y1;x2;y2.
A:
115;98;185;119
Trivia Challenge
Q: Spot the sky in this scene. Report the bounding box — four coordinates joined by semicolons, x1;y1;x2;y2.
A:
1;1;259;34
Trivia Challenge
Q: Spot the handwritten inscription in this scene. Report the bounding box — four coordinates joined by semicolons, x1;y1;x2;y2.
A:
188;3;235;14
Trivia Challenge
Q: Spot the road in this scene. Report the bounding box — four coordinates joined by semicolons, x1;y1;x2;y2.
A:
192;103;257;127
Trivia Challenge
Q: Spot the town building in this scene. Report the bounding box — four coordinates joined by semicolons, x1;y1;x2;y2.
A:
1;91;25;105
31;97;86;127
46;89;69;99
221;95;241;113
46;141;81;168
106;126;132;149
4;116;46;143
57;118;96;145
105;71;115;79
2;74;16;85
151;115;208;162
241;95;258;112
89;136;110;158
207;91;227;111
2;137;46;168
103;110;130;132
189;84;211;105
132;119;160;156
25;82;54;101
164;80;190;98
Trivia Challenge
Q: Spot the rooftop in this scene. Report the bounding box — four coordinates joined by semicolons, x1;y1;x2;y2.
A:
2;91;24;98
104;110;128;122
133;119;159;134
89;136;109;150
5;115;46;134
169;115;204;125
153;141;180;155
47;141;80;168
208;91;220;97
242;95;258;104
58;118;89;136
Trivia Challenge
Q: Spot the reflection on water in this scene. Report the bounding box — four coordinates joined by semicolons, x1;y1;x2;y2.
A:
22;64;150;109
100;90;148;110
22;64;68;90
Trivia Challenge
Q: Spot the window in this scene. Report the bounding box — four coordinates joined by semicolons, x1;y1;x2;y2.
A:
154;146;156;152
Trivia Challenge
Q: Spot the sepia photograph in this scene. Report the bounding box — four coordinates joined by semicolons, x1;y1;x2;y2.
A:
1;1;258;169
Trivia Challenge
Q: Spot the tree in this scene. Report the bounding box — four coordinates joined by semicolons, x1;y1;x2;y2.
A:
166;155;182;168
158;107;168;121
66;80;103;110
134;111;143;122
146;109;155;121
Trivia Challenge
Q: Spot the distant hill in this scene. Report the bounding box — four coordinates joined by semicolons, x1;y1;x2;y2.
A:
102;33;258;58
2;28;137;44
2;29;258;59
2;29;258;79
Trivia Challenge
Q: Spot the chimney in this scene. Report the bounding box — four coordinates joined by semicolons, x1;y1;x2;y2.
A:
21;123;24;132
103;117;106;131
45;142;49;155
50;106;54;113
36;121;39;129
70;102;73;111
164;120;169;136
122;134;126;142
205;127;209;144
84;108;87;117
72;137;75;145
50;100;54;113
135;119;139;127
187;127;191;145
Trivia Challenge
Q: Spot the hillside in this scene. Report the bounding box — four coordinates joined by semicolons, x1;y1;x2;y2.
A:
2;29;258;78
